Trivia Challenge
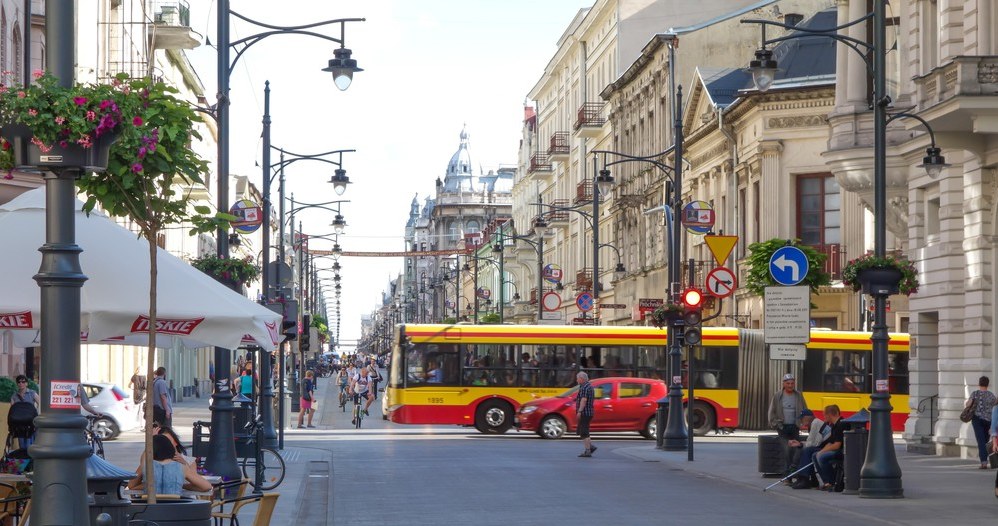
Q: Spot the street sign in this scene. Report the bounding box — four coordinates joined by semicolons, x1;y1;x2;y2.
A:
572;317;596;325
543;263;563;284
599;303;627;309
769;344;806;361
229;199;262;234
706;267;737;298
704;235;738;265
769;246;809;286
576;292;595;312
681;201;715;235
542;291;561;312
477;287;491;299
267;261;293;287
764;285;811;344
541;310;564;321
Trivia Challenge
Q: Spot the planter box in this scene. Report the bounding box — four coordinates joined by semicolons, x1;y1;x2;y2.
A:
1;124;117;172
857;267;903;296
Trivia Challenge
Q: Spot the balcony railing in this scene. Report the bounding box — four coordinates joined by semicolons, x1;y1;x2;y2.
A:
544;198;571;224
152;0;192;26
574;102;606;132
528;152;552;174
529;288;538;305
809;243;845;281
575;180;592;205
575;269;593;291
548;132;570;157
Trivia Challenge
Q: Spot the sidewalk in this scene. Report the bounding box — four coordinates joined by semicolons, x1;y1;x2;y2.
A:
618;436;997;525
104;373;341;526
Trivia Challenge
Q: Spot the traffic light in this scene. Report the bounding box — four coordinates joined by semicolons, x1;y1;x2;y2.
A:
300;314;311;353
681;288;704;346
282;300;299;341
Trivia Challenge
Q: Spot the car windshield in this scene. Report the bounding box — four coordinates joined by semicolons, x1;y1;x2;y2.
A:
556;386;580;398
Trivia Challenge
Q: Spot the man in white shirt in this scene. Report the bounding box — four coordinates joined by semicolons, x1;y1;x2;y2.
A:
349;362;375;424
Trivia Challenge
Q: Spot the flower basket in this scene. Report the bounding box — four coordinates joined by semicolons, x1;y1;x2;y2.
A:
841;253;918;296
1;124;118;172
648;303;683;328
190;255;260;287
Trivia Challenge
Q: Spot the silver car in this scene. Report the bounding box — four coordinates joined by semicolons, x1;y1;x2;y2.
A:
80;382;140;440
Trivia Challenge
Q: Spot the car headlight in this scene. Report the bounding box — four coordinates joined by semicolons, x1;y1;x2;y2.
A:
519;406;538;415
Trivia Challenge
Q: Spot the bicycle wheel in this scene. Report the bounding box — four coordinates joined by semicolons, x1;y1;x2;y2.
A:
241;448;286;491
354;403;362;429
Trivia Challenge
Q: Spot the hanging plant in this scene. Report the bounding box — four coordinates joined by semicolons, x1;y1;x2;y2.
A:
190;254;260;286
648;302;683;328
841;252;919;296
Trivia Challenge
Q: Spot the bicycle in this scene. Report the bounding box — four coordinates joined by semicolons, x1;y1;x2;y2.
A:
352;392;365;429
84;414;106;459
240;415;286;491
338;383;349;412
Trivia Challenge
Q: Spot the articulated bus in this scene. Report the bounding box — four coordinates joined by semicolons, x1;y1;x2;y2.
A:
385;324;910;435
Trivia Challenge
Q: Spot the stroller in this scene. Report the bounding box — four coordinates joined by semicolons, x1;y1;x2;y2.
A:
2;401;36;474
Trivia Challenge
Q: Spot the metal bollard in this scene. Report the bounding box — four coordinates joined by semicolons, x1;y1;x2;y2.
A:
656;397;669;449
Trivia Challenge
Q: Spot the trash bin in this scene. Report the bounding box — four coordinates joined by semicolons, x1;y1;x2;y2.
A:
87;453;136;526
655;397;668;449
757;435;787;476
841;409;871;495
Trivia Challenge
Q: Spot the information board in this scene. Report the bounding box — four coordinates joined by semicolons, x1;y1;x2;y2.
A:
764;286;810;344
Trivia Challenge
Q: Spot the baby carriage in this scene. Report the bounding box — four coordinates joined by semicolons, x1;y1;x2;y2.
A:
2;401;36;474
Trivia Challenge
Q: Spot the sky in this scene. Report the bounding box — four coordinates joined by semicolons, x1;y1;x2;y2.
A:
185;1;591;350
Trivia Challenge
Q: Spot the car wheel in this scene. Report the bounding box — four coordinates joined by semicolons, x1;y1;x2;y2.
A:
691;401;716;436
640;416;657;439
538;415;567;439
475;400;513;434
93;417;119;441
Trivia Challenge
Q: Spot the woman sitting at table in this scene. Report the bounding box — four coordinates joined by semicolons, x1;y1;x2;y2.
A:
127;435;212;494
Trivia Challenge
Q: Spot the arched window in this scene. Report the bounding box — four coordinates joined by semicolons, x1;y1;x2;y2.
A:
465;220;480;234
1;9;7;75
11;24;21;80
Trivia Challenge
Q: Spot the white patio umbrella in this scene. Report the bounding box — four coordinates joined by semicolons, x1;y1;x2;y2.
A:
0;187;282;351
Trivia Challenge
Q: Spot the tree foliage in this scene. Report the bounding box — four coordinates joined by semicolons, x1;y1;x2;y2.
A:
744;238;831;297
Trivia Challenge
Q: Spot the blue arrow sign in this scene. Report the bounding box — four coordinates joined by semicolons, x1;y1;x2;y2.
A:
769;246;809;286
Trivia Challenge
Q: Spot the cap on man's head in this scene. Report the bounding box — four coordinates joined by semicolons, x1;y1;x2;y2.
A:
800;409;814;418
782;373;795;382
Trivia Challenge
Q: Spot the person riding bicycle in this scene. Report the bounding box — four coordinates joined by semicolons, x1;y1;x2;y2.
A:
350;361;375;425
337;366;350;406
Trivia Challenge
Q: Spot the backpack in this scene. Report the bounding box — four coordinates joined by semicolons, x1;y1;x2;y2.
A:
8;400;37;439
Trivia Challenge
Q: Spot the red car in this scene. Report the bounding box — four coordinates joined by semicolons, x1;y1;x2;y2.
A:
514;377;667;439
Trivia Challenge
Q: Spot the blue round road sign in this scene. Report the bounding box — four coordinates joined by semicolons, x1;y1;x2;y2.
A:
576;292;594;312
769;246;810;286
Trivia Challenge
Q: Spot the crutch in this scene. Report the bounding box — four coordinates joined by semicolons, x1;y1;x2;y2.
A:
763;462;813;492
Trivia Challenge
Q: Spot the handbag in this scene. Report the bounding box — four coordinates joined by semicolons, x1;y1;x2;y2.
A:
960;398;975;423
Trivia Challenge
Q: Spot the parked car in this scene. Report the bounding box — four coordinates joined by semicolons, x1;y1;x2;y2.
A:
81;382;140;440
514;377;667;439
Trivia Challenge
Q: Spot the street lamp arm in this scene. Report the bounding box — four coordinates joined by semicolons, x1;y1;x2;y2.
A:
597;242;623;266
594;149;676;177
274;147;356;161
268;150;354;186
227;13;365;75
886;111;939;146
529;202;594;227
741;15;875;71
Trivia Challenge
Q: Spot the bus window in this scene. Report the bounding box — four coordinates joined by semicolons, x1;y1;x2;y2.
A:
689;346;736;389
407;343;459;385
602;347;634;377
806;350;870;393
888;352;909;394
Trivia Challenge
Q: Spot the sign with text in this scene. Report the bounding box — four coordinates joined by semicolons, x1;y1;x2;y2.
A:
764;286;810;344
769;344;806;361
50;380;79;409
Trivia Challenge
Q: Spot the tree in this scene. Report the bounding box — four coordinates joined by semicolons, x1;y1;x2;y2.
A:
744;238;831;297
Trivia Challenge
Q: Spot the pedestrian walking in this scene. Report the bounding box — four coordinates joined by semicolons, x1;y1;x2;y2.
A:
767;373;808;475
152;367;173;428
298;370;316;429
575;372;597;457
965;376;997;468
129;367;146;422
991;404;998;498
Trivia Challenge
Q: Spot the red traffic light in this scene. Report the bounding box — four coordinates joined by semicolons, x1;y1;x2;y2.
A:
681;288;703;308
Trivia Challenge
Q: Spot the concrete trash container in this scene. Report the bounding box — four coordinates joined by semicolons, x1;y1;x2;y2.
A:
842;428;869;494
757;435;787;476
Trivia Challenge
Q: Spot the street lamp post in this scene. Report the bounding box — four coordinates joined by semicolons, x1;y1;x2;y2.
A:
208;1;363;480
742;2;946;498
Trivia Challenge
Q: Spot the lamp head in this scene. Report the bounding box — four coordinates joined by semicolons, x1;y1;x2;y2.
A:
532;216;550;238
463;262;471;272
323;47;363;91
614;262;626;280
748;47;778;92
595;168;615;197
228;231;241;248
331;213;347;235
492;242;502;254
329;168;350;196
918;146;949;178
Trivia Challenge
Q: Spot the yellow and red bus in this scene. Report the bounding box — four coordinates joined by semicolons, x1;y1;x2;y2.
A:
385;324;910;435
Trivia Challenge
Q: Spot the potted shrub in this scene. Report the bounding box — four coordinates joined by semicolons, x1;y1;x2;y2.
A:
190;254;260;287
745;238;832;296
648;302;683;328
842;252;919;296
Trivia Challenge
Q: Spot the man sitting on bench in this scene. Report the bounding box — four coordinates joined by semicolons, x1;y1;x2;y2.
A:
813;404;846;491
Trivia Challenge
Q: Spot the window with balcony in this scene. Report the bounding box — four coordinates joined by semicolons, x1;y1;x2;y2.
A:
797;173;843;278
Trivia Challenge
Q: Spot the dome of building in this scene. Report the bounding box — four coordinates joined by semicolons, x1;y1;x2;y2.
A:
443;126;476;192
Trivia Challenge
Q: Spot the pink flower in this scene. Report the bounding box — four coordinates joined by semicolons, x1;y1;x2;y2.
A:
17;91;25;99
99;100;112;110
131;163;143;173
0;86;8;94
2;170;12;180
73;96;87;105
32;70;43;79
133;116;143;126
86;111;96;121
76;135;92;148
54;116;65;125
27;109;37;116
30;137;52;153
59;140;68;148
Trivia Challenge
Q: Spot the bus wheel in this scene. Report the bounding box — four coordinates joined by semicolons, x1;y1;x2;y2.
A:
691;401;715;436
640;416;657;439
475;400;513;434
538;415;567;439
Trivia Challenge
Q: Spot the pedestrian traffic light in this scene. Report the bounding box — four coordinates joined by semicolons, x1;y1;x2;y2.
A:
681;288;704;346
282;300;299;341
300;315;311;353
